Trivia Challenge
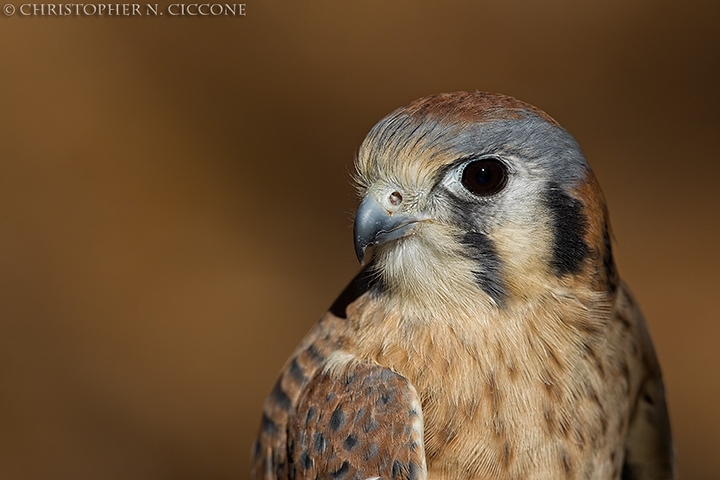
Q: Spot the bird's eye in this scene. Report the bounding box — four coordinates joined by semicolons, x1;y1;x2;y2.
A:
461;158;508;196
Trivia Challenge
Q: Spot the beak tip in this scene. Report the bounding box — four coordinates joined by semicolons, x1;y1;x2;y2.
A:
354;243;367;265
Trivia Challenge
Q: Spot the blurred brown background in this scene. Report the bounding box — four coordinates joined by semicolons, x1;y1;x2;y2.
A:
1;1;718;478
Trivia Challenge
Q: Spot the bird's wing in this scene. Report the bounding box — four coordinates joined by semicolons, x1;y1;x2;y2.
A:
619;282;675;479
252;269;426;480
287;360;426;480
253;349;426;480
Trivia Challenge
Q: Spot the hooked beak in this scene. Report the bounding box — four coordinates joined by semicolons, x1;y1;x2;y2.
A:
353;194;423;265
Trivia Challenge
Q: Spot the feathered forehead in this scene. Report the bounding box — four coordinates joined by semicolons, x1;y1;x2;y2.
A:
355;92;581;192
398;91;559;126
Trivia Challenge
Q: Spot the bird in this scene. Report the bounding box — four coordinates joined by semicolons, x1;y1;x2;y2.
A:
251;92;674;480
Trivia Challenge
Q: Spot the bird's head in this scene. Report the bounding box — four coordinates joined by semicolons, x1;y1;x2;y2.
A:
354;92;617;312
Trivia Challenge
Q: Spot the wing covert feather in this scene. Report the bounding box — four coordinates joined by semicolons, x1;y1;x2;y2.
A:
619;283;675;479
288;360;426;480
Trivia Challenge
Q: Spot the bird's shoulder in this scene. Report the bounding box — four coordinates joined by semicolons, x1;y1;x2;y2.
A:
250;308;347;480
252;270;426;480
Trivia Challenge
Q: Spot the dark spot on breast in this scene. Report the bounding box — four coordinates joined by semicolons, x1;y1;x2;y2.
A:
330;405;346;431
543;406;555;432
306;406;317;423
572;426;586;450
492;418;505;439
507;361;518;379
560;449;573;477
544;182;590;276
585;382;600;405
501;441;513;467
486;371;500;412
544;378;561;401
559;416;570;437
467;397;479;417
582;343;605;378
577;317;602;335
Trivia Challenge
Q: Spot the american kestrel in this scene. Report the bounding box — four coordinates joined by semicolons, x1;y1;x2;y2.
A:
251;92;674;480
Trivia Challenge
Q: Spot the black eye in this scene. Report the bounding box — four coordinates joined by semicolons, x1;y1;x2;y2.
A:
461;158;508;196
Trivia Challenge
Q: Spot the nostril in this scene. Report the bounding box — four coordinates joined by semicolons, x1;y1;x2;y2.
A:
388;191;403;206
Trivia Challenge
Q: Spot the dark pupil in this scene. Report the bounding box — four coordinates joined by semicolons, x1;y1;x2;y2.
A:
475;166;493;185
461;158;507;196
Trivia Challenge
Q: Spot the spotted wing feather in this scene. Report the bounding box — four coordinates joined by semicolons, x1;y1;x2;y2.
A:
288;361;426;480
252;267;424;480
251;313;346;480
